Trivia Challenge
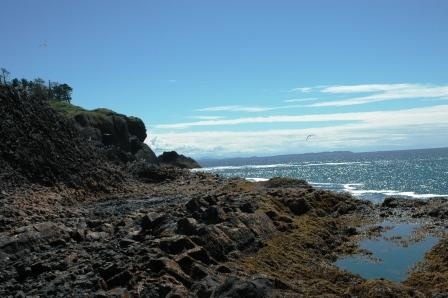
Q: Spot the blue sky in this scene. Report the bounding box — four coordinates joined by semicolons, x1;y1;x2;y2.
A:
1;0;448;158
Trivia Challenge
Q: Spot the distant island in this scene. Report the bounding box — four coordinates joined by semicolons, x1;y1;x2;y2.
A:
199;147;448;167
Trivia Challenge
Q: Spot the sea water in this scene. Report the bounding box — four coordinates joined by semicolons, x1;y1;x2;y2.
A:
197;151;448;203
335;221;439;281
196;150;447;281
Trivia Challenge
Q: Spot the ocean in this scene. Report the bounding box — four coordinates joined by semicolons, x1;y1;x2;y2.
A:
197;148;448;203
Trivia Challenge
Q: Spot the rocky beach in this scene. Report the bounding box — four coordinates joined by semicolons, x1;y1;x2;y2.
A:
1;82;447;297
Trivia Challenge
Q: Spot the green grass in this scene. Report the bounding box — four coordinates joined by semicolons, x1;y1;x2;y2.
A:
49;99;126;123
92;107;125;117
49;99;85;117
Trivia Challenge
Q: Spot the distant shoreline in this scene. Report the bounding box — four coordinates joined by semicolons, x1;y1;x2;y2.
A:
199;146;448;167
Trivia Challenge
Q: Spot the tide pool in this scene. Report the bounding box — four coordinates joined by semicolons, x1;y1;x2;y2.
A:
335;221;438;281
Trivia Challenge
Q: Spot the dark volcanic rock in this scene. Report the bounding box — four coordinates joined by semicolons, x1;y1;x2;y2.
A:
177;218;199;235
128;162;185;183
283;197;311;215
382;197;400;208
158;151;201;169
0;86;122;189
0;222;70;253
263;177;311;189
214;276;273;298
72;108;159;165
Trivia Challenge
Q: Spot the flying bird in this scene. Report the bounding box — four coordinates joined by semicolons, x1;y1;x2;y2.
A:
39;40;48;48
306;134;315;141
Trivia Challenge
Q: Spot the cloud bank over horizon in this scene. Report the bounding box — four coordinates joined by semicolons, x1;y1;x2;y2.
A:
147;82;448;158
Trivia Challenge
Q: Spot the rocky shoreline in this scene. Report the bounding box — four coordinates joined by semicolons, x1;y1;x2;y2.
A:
1;82;447;297
1;173;447;297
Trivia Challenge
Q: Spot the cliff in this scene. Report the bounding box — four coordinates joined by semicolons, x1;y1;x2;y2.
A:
0;85;122;190
50;101;159;165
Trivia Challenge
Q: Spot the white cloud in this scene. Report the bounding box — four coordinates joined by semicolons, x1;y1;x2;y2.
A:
195;103;311;114
189;115;225;120
290;87;313;93
149;82;448;156
150;125;448;158
321;84;412;94
193;84;423;116
196;105;272;113
149;105;448;156
283;98;318;103
156;105;448;129
311;83;448;107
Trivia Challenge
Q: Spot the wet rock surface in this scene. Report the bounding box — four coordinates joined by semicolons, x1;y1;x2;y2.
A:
381;196;448;220
0;172;377;297
1;174;447;297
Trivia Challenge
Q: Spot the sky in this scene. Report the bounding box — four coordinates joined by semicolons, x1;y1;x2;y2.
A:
1;0;448;158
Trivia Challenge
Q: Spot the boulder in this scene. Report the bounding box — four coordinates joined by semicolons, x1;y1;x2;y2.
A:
158;151;201;169
0;222;71;253
134;143;159;164
177;218;199;235
213;276;273;298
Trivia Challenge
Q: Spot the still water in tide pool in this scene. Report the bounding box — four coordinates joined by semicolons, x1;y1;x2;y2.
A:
335;221;439;281
197;154;448;203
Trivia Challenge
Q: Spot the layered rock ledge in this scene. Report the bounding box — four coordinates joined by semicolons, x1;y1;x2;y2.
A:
1;174;447;297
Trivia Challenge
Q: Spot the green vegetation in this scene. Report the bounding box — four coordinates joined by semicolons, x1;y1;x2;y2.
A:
91;108;127;118
0;68;73;103
0;68;115;121
48;99;85;117
49;100;127;127
0;68;141;139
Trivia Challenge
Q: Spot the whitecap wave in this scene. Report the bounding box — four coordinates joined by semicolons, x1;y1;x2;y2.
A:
245;177;269;182
308;182;448;199
341;184;448;199
198;163;295;171
309;182;338;186
303;162;371;167
197;161;372;171
343;183;365;191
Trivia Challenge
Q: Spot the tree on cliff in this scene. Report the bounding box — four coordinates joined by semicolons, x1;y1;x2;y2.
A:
0;68;72;102
50;82;72;102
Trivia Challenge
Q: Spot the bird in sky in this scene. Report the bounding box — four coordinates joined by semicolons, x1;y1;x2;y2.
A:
306;134;315;141
39;40;48;48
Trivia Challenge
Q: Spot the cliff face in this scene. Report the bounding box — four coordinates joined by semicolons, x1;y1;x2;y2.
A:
52;104;159;166
158;151;201;169
0;86;122;189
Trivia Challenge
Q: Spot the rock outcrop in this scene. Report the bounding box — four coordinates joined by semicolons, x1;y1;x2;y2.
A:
0;174;374;297
71;108;159;165
0;85;122;190
158;151;201;169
